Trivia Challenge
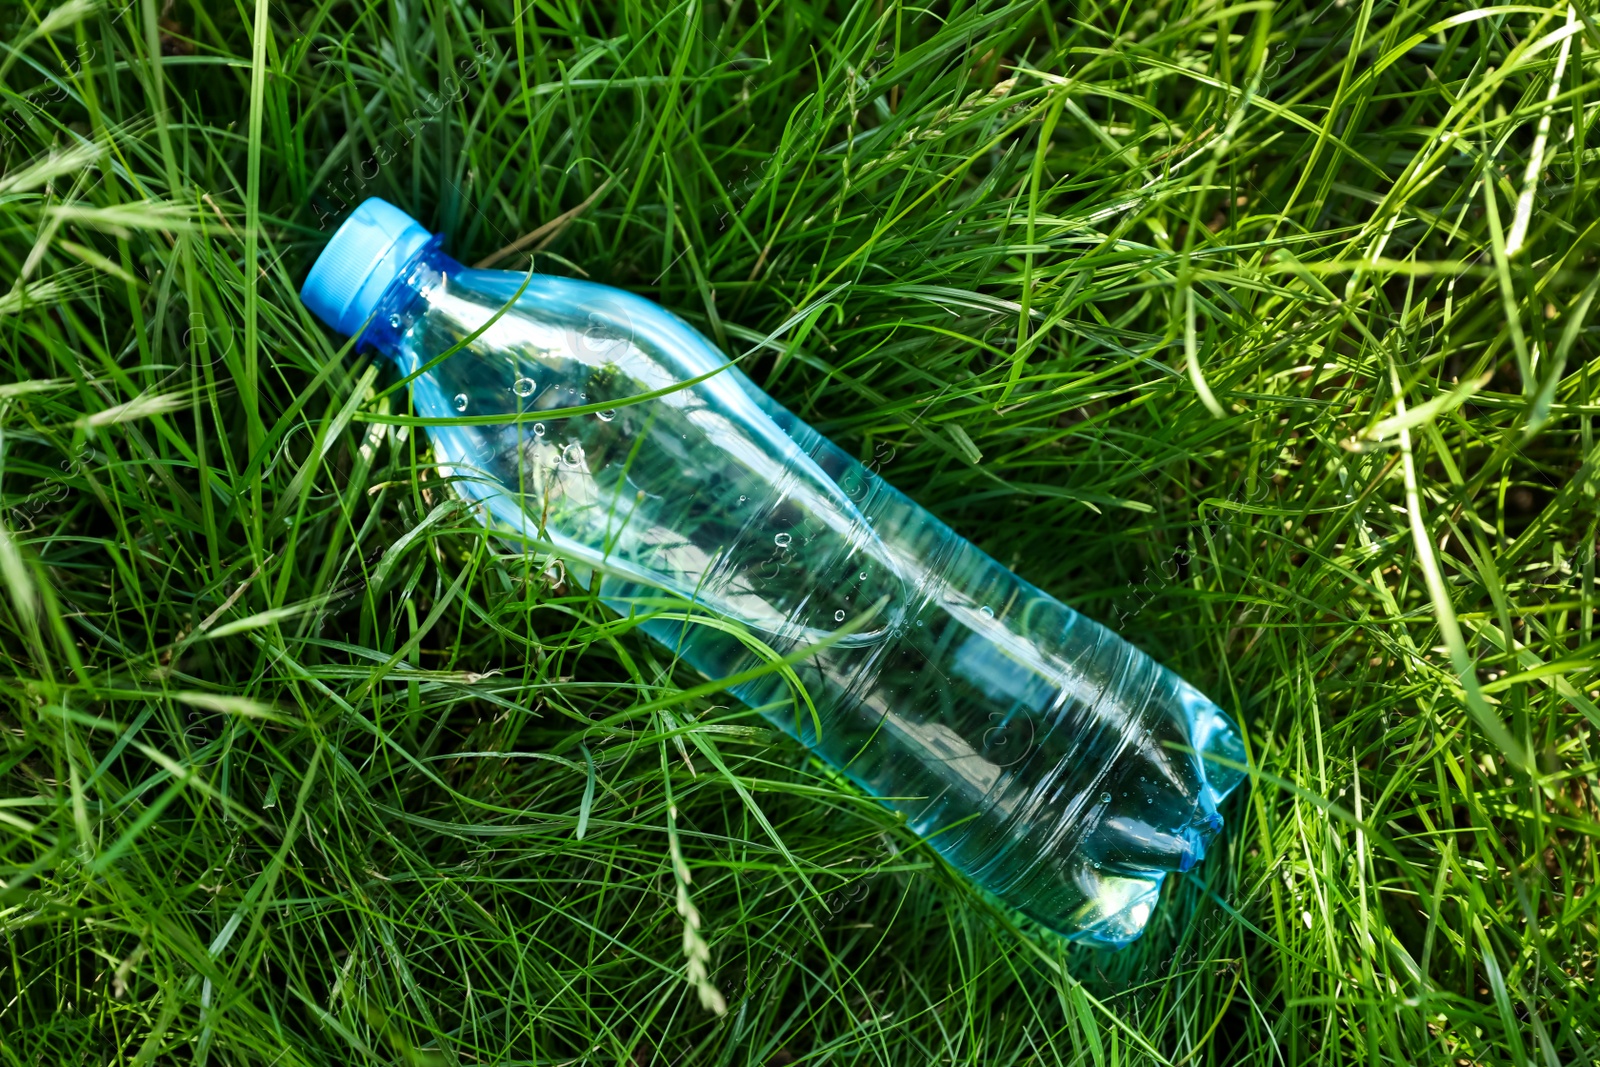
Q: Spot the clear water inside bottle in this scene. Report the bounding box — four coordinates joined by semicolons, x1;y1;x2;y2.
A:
364;247;1247;945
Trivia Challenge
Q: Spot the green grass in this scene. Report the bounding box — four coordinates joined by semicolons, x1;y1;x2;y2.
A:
1;0;1597;1062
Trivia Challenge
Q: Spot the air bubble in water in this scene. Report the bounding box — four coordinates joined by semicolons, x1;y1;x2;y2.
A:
980;605;994;618
453;393;468;412
597;409;617;422
533;423;545;437
738;495;747;503
774;533;792;548
388;314;403;328
834;610;846;622
513;377;535;397
1100;792;1112;804
563;442;583;467
859;572;867;580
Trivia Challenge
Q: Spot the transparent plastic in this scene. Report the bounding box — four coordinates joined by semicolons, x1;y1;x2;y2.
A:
336;239;1246;946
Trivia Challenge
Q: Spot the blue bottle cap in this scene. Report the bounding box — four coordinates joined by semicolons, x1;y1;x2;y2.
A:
300;197;434;339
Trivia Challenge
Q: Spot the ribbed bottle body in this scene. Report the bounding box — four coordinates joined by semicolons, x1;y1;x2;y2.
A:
365;248;1245;945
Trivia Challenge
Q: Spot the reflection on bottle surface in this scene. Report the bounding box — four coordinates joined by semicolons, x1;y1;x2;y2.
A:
309;205;1247;945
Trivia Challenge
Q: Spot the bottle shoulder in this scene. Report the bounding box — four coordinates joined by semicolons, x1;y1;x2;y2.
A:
455;267;690;326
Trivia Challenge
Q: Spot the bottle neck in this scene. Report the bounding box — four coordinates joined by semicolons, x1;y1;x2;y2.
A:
358;239;463;357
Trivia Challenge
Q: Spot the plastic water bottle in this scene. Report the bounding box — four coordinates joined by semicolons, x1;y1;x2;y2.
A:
300;197;1247;945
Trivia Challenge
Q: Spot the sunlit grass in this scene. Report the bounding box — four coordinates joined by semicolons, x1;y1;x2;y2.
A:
1;0;1596;1064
